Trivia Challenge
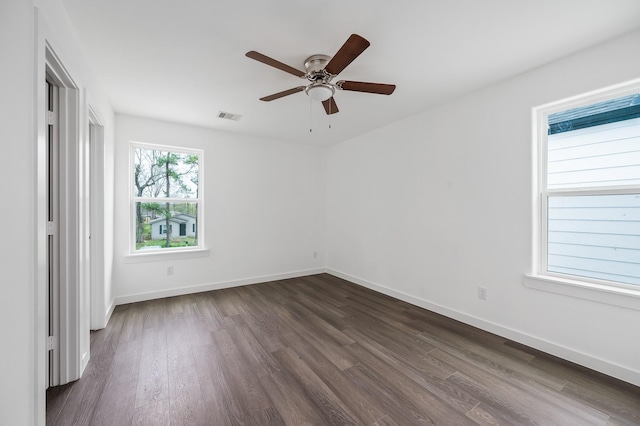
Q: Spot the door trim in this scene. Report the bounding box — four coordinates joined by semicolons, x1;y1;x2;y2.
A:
88;106;106;330
45;45;82;386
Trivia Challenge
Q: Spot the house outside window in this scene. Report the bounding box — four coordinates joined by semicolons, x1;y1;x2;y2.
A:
131;142;202;252
534;83;640;290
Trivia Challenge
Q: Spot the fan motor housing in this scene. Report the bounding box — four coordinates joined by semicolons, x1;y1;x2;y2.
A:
304;54;332;81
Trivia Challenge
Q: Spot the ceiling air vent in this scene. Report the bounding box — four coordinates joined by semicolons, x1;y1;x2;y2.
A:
217;111;243;121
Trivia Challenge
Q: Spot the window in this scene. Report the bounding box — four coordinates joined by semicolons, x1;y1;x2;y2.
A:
131;142;202;252
535;83;640;290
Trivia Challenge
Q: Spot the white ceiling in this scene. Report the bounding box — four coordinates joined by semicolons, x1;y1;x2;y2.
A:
61;0;640;145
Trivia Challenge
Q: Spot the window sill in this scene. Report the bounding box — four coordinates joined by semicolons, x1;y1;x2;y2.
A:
124;248;209;263
523;274;640;311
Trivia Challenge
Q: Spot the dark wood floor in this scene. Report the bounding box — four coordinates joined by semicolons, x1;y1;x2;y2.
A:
47;274;640;425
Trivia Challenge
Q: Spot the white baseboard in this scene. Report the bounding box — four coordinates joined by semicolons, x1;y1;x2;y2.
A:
90;300;116;331
113;268;327;306
327;268;640;388
105;300;116;326
80;351;90;376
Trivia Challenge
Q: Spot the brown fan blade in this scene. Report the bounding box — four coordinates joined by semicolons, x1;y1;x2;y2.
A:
322;97;339;115
324;34;370;76
338;80;396;95
246;51;306;78
259;86;305;102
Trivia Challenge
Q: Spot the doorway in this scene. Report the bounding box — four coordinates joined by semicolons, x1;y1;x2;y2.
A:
46;76;61;388
43;49;86;389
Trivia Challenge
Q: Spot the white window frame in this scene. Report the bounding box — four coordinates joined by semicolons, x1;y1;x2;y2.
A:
525;79;640;310
128;141;206;259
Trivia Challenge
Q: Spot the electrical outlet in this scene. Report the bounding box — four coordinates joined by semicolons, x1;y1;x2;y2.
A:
167;266;174;275
478;286;487;300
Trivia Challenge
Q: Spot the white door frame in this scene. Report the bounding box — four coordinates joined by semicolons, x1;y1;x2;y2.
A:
44;45;82;386
88;106;106;331
45;76;61;388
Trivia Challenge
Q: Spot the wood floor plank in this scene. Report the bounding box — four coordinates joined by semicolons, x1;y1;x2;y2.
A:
425;332;611;423
522;349;640;421
291;291;351;331
272;347;362;425
287;299;355;347
135;326;169;409
343;326;452;382
465;402;504;426
405;308;535;363
183;304;215;348
345;292;424;335
277;325;389;424
304;274;354;300
234;303;286;354
561;382;640;425
344;342;479;425
133;398;170;426
47;273;640;426
50;308;125;426
89;339;142;426
342;312;437;366
227;320;282;379
191;345;234;425
435;349;609;425
168;365;206;425
213;288;241;317
416;320;569;392
166;315;194;372
343;362;454;425
258;365;327;425
117;304;145;345
210;327;284;425
90;372;138;425
45;382;73;425
142;298;167;330
343;327;479;415
273;300;357;371
372;415;403;426
447;371;551;426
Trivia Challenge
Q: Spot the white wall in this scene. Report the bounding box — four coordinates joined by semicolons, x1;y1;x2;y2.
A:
326;30;640;386
34;0;116;333
113;115;325;303
0;1;115;423
0;1;36;424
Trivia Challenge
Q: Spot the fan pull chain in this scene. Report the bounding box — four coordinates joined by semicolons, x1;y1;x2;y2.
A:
329;99;332;129
309;95;313;133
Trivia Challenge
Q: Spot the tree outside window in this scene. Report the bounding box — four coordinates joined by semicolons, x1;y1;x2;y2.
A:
131;143;202;252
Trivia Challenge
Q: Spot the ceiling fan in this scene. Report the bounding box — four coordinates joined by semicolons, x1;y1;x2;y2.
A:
246;34;396;115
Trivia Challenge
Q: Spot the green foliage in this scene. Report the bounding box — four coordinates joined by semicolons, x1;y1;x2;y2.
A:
134;147;199;199
135;236;196;250
134;146;200;248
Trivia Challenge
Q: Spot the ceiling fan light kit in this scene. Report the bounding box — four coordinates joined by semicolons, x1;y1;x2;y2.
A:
305;83;335;101
246;34;396;115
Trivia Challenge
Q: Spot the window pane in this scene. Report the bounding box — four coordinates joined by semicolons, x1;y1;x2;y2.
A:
135;202;198;250
133;147;199;198
547;94;640;190
547;194;640;286
547;117;640;189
